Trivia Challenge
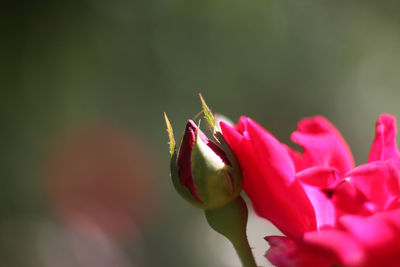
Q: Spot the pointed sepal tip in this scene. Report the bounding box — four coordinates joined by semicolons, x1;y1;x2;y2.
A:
164;112;176;156
199;93;216;131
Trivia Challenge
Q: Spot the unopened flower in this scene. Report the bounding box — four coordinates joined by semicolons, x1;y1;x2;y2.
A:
165;96;257;267
166;116;243;210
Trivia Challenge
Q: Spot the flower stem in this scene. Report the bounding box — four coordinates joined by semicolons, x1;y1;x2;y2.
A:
204;196;257;267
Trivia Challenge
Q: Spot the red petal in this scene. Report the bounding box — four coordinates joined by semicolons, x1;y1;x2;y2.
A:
303;229;365;266
368;114;400;162
296;166;341;188
301;184;335;229
346;161;399;210
340;214;396;249
265;235;338;267
339;211;400;266
282;144;305;172
329;180;373;216
291;116;354;175
177;120;202;201
221;119;317;237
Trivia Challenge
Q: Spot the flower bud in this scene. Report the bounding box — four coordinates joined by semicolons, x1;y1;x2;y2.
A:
170;120;243;210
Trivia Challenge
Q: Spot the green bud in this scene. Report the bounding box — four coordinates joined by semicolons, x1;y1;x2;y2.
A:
169;119;243;210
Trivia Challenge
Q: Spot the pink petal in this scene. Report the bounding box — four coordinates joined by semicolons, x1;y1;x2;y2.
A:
265;236;337;267
265;236;299;267
282;144;305;172
385;196;400;211
329;180;373;216
295;166;341;188
378;209;400;229
385;158;400;197
368;114;400;162
339;214;396;249
339;212;400;266
346;161;399;210
303;229;365;266
294;167;339;228
301;184;335;229
291;116;354;175
220;119;317;237
244;118;296;184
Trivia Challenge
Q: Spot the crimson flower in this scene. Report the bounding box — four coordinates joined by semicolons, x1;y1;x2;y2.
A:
221;114;400;267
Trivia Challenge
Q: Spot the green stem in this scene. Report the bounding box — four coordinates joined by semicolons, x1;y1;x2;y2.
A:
231;233;257;267
204;196;257;267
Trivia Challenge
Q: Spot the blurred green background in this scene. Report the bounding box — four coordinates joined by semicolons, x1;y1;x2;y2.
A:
2;0;400;266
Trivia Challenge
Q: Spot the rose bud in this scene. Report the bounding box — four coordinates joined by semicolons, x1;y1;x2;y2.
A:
168;118;243;210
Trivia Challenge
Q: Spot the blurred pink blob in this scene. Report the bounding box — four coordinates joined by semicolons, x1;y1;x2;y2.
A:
44;123;158;242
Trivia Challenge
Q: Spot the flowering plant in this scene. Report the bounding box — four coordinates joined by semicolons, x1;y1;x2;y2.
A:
166;95;400;267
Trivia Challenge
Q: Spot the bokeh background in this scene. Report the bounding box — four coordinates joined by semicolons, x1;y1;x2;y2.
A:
2;1;400;266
